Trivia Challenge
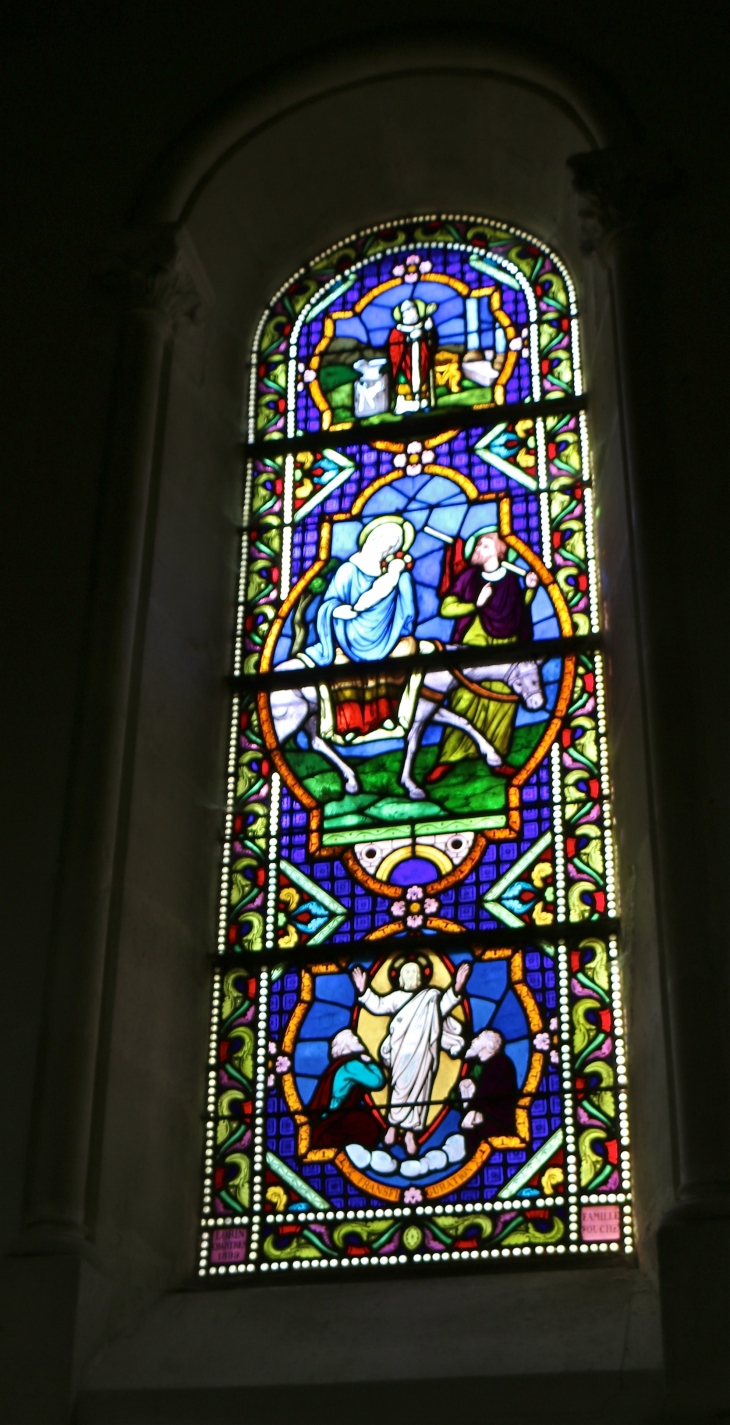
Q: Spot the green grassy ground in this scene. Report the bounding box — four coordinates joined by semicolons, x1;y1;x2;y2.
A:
324;376;494;426
285;724;545;831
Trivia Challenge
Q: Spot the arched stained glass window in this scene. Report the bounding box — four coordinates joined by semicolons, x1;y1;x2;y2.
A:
199;217;632;1278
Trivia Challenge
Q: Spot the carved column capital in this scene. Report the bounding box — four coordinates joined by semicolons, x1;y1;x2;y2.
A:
94;222;210;332
568;145;682;255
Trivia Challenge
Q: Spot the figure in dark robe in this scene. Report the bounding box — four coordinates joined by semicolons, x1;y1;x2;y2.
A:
308;1029;385;1151
428;529;538;778
458;1028;520;1154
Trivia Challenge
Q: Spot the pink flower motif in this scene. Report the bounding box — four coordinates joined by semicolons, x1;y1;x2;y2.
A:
406;885;423;900
533;1032;550;1051
404;1186;423;1204
268;1041;278;1054
550;1049;560;1064
394;254;432;281
407;914;424;929
267;1073;275;1087
423;898;438;914
275;1054;291;1074
391;900;406;918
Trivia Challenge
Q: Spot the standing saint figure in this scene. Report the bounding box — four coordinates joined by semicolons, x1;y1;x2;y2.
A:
428;528;539;781
304;515;417;738
351;958;470;1156
388;298;438;413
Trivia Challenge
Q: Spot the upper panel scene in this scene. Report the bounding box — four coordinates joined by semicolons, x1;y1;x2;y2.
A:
253;218;579;442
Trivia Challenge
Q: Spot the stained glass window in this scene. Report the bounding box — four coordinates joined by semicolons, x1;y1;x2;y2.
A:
198;217;633;1279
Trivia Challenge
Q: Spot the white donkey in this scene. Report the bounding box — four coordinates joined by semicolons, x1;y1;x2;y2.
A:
269;651;545;801
398;658;545;799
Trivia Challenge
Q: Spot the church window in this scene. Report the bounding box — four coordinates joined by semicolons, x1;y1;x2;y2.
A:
198;217;632;1278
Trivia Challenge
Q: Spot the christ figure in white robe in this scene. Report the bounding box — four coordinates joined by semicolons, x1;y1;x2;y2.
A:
352;959;471;1156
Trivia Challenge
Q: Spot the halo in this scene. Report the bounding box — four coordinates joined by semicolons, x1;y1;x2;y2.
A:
464;525;500;561
393;297;436;322
388;953;433;986
358;514;415;553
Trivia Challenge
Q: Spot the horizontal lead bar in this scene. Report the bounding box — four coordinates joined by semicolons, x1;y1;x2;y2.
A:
231;634;600;695
242;394;588;459
211;918;622;971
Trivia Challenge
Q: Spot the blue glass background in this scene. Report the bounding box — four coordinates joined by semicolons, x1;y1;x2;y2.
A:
266;945;562;1208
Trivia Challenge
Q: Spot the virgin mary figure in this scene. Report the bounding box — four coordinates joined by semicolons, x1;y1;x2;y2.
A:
306;515;416;666
303;515;418;738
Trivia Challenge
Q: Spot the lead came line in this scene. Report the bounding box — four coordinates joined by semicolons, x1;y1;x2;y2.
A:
242;395;588;459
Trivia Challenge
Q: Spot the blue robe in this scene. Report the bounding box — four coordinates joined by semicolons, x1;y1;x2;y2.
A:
306;560;416;665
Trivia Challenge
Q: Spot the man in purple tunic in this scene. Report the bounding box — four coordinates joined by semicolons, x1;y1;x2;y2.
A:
429;529;538;778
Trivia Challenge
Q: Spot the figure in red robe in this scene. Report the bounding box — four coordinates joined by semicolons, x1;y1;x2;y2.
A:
388;297;438;411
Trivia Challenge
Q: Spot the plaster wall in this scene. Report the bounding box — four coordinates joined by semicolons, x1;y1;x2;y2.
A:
79;1267;661;1393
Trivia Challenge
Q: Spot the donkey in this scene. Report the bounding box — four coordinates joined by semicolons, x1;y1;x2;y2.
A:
398;659;545;799
268;651;545;801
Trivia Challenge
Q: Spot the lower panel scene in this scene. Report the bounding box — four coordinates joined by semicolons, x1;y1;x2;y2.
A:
200;937;632;1275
